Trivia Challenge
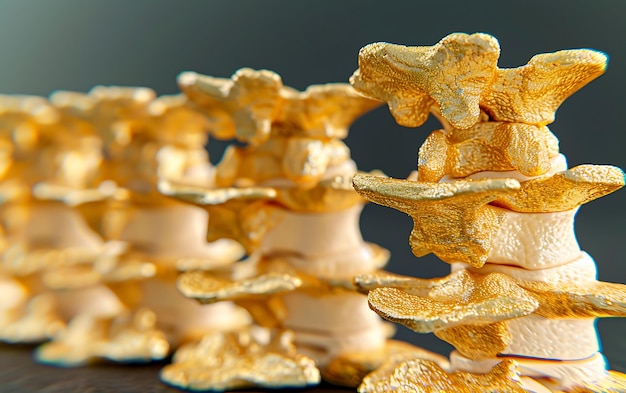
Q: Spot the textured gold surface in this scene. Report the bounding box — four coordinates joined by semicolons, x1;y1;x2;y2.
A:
493;164;625;213
163;69;383;265
353;173;519;267
354;269;428;294
324;340;450;388
160;173;365;214
177;270;301;304
180;68;381;145
36;308;169;366
0;92;137;336
158;178;277;205
351;35;607;131
160;328;320;391
481;49;607;126
351;33;500;129
49;88;153;200
435;322;510;360
520;279;626;319
178;69;281;145
364;268;626;361
367;270;538;332
64;86;156;152
359;358;526;393
1;243;102;277
417;123;560;182
1;240;154;289
274;172;367;213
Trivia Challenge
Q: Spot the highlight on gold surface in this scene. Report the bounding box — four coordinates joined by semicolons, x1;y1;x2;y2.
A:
352;33;606;130
567;371;626;393
0;293;65;343
433;322;510;360
179;68;382;145
0;94;120;345
166;68;384;259
159;180;281;255
362;268;626;360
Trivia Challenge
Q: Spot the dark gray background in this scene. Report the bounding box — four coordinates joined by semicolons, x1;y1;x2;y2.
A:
0;0;624;388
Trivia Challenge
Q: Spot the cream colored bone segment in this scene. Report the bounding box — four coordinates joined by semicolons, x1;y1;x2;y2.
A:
291;324;388;368
53;285;125;321
118;203;242;267
450;351;610;390
6;202;103;251
138;278;250;346
116;203;248;345
0;277;27;310
260;204;382;277
501;316;599;360
440;153;568;182
451;251;597;287
280;291;388;367
487;207;581;270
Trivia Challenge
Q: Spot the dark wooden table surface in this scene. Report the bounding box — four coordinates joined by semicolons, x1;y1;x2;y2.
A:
0;344;352;393
1;321;625;393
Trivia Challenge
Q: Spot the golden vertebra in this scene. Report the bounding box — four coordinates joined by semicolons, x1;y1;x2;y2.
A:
161;328;320;391
163;68;448;388
352;32;626;392
351;33;500;129
353;174;519;267
418;123;560;182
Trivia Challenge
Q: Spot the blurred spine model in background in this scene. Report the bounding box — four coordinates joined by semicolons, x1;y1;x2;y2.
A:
36;87;255;366
0;95;111;343
159;68;446;390
352;32;626;392
0;88;253;370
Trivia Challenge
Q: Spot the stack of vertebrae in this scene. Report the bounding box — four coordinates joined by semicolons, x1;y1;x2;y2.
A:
350;33;626;392
0;88;334;390
2;32;625;393
0;95;108;344
0;89;261;368
159;68;447;389
0;69;448;391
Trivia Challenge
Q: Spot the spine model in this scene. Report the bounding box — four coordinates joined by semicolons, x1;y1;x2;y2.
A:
158;68;447;390
351;33;626;392
35;88;251;366
0;95;110;343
